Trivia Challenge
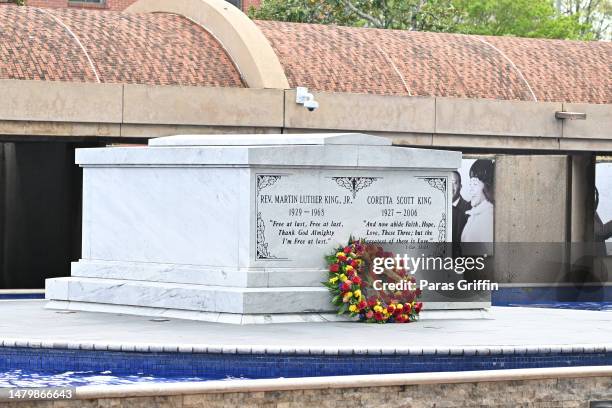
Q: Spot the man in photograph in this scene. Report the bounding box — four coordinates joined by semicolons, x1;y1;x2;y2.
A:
451;170;471;245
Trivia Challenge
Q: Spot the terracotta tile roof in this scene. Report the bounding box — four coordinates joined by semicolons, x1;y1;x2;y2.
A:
0;5;244;87
256;20;612;104
0;5;95;82
1;5;609;104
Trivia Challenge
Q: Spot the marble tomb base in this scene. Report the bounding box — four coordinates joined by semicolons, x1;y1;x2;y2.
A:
46;133;488;323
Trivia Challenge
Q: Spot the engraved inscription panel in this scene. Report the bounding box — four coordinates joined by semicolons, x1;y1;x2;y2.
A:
254;170;449;266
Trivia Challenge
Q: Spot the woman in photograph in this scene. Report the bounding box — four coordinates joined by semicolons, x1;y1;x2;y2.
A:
595;187;612;242
461;159;494;243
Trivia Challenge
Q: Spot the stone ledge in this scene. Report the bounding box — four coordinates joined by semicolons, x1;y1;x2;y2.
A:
70;366;612;399
70;259;328;288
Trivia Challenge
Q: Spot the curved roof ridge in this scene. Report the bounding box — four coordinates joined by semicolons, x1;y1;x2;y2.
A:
126;0;289;89
473;36;537;102
36;7;101;83
375;44;412;96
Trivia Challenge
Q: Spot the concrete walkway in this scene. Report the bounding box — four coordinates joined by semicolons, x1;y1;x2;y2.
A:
1;300;611;355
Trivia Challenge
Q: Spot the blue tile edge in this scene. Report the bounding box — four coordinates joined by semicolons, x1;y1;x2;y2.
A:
493;286;612;306
1;347;611;379
0;293;45;300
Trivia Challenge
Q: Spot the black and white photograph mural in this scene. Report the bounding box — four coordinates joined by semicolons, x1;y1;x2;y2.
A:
452;157;495;244
595;159;612;244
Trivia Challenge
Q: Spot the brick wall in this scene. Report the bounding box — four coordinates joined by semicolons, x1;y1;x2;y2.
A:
242;0;261;11
26;0;66;7
106;0;138;11
19;0;258;12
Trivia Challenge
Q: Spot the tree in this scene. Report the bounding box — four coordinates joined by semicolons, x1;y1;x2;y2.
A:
453;0;594;39
555;0;612;40
250;0;459;32
250;0;602;40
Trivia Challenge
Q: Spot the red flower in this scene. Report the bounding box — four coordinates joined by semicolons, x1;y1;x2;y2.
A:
341;281;352;291
353;276;362;285
343;246;352;254
329;263;339;272
367;298;377;307
358;300;367;309
374;312;384;321
365;310;374;319
350;259;358;267
387;304;396;314
337;253;347;261
415;302;423;312
404;303;412;312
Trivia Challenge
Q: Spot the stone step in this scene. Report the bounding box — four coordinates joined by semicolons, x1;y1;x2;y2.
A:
46;277;334;315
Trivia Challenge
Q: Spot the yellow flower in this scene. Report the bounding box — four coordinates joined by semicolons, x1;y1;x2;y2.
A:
396;303;403;310
340;274;348;282
346;291;353;298
348;304;357;312
336;252;345;258
354;289;361;298
329;277;338;284
373;305;382;312
383;308;388;314
345;265;354;272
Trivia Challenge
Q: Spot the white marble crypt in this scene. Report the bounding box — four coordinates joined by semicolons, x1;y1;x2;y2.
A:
45;133;488;323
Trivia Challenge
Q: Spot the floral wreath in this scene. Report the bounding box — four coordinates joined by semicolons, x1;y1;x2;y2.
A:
324;238;422;323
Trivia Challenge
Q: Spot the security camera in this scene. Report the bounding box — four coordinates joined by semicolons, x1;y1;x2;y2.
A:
304;99;319;112
296;86;319;112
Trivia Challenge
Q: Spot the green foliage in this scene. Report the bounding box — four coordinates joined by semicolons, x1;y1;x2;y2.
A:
556;0;611;40
250;0;458;31
453;0;593;39
250;0;345;25
250;0;600;40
